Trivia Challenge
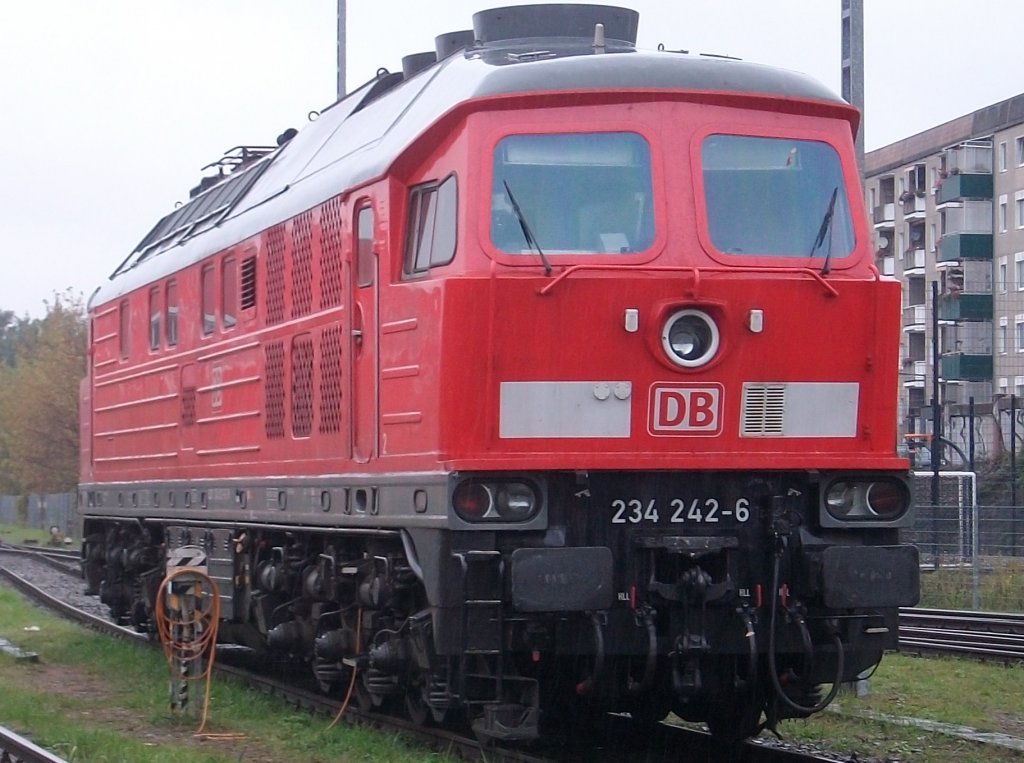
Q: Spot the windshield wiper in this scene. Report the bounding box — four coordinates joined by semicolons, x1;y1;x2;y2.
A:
503;180;552;277
810;186;838;276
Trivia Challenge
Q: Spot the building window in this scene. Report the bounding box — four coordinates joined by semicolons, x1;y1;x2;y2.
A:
1017;191;1024;229
148;287;160;351
1016;253;1024;290
222;256;238;329
1000;317;1008;354
999;378;1009;395
1017;136;1024;166
1016;314;1024;351
201;264;216;335
999;256;1009;292
166;280;178;347
1000;196;1009;232
1000;141;1008;172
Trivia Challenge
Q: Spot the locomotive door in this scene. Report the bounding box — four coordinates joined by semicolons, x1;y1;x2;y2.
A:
351;203;378;464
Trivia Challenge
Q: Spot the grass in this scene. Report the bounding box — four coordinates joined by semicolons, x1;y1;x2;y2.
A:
779;652;1024;762
0;587;451;762
918;560;1024;612
0;521;53;545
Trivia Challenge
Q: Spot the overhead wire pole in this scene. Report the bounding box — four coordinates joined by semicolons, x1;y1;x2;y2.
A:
840;0;865;176
337;0;347;100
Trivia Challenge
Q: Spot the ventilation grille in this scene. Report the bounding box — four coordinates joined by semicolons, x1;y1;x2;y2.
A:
291;212;313;319
266;225;287;325
320;196;345;309
240;256;257;310
291;334;314;438
264;341;286;439
320;324;343;434
181;386;196;427
741;384;786;436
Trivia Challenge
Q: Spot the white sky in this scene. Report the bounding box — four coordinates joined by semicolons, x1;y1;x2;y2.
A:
1;1;1021;318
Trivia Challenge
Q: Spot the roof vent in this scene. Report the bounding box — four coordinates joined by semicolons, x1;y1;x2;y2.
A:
472;4;638;45
402;51;437;79
435;30;476;59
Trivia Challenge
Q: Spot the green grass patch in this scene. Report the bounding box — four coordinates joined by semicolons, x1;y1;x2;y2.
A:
919;561;1024;612
0;587;448;762
779;652;1024;762
0;521;53;545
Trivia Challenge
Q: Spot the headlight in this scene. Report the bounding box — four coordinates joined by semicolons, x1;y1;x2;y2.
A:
661;309;719;368
822;477;910;526
452;479;540;523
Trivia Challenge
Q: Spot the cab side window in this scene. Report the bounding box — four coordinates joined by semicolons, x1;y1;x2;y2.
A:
404;174;457;276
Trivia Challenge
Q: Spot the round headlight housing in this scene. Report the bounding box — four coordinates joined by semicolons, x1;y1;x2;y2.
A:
661;309;719;368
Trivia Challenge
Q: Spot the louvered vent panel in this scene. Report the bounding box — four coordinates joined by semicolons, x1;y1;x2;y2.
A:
291;334;314;438
291;212;313;319
319;324;343;434
266;224;287;325
320;196;344;309
240;256;257;310
264;341;286;439
741;384;786;436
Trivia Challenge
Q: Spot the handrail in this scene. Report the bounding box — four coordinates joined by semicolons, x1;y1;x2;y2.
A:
537;263;841;297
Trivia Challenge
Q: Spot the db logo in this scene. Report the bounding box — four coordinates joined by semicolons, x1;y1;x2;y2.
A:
649;384;723;436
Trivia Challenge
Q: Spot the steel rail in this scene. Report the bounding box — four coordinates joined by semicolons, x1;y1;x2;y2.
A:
0;724;69;763
898;607;1024;660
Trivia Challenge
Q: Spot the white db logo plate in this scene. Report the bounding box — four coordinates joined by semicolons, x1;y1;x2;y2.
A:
649;384;723;436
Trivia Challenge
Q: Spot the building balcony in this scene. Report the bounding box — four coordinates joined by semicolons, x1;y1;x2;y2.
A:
936;173;993;204
873;203;895;227
938;233;993;262
902;304;927;331
879;255;895;276
937;293;992;321
902;359;928;387
901;193;927;219
901;248;926;273
940;352;993;382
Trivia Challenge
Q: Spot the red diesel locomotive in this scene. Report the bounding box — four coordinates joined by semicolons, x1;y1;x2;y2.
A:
79;4;919;741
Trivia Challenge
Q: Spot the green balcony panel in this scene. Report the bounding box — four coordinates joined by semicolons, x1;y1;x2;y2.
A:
937;293;992;321
936;173;993;204
940;353;993;382
938;233;993;262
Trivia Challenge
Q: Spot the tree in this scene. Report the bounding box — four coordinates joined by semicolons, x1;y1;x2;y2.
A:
0;291;87;494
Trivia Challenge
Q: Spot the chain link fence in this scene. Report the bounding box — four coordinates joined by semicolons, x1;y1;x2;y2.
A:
0;493;80;541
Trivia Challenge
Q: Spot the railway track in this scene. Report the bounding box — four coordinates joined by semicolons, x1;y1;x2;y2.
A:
0;548;848;763
0;724;68;763
898;606;1024;661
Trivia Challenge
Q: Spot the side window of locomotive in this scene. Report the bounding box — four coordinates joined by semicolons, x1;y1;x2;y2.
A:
201;264;216;335
148;287;161;351
166;279;178;347
222;256;238;329
118;299;130;360
491;132;653;255
356;205;375;288
404;174;457;276
700;135;855;259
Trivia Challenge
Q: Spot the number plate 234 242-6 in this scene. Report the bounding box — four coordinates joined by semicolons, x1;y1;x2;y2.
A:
610;497;751;525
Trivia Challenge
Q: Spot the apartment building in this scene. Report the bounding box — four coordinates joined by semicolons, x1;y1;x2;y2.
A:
864;93;1024;459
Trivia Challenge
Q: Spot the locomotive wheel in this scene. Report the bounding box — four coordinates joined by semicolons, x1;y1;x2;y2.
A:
404;684;431;726
704;696;763;743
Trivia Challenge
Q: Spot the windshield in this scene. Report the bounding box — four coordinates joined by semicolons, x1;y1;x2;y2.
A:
701;135;854;260
491;132;654;255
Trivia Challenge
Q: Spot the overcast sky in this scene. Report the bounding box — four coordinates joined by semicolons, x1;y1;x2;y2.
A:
2;1;1022;318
